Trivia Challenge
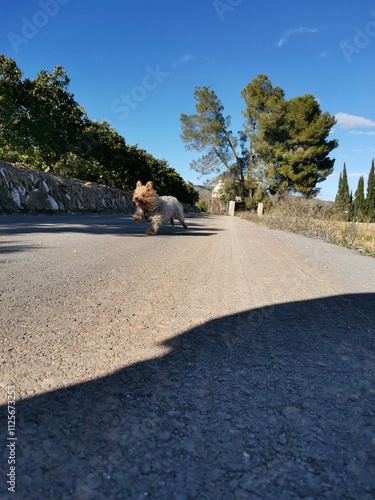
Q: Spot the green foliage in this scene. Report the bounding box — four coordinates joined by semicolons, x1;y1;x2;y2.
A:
197;200;208;212
56;118;131;188
0;55;196;204
279;95;337;196
181;86;234;173
245;183;270;210
334;164;351;220
241;74;286;153
334;160;375;223
365;159;375;222
353;176;366;221
0;55;30;159
181;74;337;204
24;66;85;168
203;178;216;190
242;76;337;197
180;86;248;198
0;56;85;169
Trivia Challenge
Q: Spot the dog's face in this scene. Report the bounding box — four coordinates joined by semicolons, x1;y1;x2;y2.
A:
133;181;156;209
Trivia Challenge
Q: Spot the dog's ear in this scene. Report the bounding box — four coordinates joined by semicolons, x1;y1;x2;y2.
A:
136;181;142;188
145;181;153;190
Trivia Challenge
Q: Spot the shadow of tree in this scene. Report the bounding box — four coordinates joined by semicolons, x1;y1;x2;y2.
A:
0;214;225;239
1;294;375;498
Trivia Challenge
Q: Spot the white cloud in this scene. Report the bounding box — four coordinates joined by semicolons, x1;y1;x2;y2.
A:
276;27;319;47
350;130;375;136
335;112;375;129
171;54;195;68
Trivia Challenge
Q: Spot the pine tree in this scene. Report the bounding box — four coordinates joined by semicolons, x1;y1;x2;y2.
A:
181;86;249;199
349;190;354;221
241;76;337;197
365;159;375;222
353;176;365;221
334;163;351;220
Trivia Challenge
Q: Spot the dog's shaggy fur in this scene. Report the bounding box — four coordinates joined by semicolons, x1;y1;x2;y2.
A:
132;181;188;235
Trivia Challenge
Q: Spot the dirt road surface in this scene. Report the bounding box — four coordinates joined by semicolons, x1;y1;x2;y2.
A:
1;213;375;499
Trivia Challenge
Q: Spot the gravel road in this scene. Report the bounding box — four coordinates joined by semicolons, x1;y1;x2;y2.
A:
1;213;375;499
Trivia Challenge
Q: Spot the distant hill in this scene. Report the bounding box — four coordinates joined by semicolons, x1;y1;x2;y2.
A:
194;185;212;200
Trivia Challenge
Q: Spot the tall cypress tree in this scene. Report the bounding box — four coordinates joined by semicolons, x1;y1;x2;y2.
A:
365;159;375;222
335;172;342;201
349;190;354;221
334;163;351;220
353;176;365;221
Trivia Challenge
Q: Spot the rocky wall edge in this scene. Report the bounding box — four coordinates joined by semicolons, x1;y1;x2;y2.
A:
0;161;134;215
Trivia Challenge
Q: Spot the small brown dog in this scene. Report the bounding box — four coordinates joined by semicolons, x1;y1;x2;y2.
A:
132;181;188;235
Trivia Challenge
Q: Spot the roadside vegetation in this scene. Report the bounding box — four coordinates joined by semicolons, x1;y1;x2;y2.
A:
181;74;337;204
181;75;374;247
238;195;375;257
0;55;198;204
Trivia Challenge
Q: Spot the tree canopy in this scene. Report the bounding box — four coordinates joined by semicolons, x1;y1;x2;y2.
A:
181;74;338;202
0;55;197;204
353;175;365;221
365;159;375;222
334;160;375;222
180;86;248;200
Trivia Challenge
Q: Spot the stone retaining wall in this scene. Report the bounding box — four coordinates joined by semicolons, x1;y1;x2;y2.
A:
0;161;134;214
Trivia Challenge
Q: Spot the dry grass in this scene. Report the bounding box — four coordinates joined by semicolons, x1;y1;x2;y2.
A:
238;196;375;257
355;223;375;255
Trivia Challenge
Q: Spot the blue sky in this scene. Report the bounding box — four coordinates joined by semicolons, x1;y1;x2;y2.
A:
1;0;375;200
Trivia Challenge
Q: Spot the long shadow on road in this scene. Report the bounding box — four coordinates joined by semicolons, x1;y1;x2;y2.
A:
2;294;375;499
0;213;224;240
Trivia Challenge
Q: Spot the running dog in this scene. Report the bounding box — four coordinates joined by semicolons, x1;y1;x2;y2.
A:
132;181;188;235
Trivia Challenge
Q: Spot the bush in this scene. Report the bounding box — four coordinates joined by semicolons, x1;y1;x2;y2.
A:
198;200;208;212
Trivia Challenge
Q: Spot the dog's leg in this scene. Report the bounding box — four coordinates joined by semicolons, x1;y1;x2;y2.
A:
147;215;161;235
174;215;187;229
133;207;144;222
175;208;188;229
170;217;175;226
